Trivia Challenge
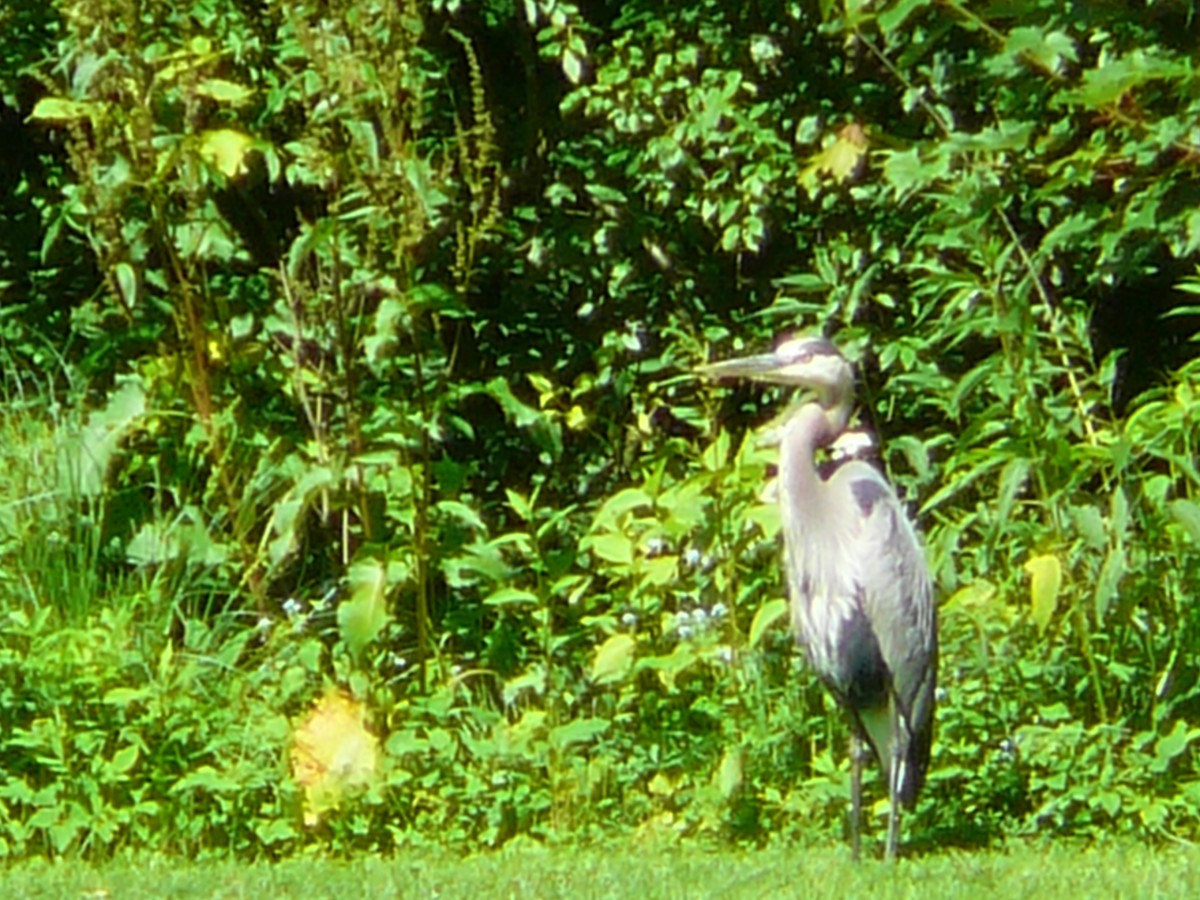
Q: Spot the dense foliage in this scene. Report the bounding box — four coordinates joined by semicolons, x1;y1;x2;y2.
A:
1;0;1199;858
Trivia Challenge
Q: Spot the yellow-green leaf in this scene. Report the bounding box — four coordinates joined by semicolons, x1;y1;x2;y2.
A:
29;97;94;122
588;532;633;566
590;633;635;684
1024;554;1061;632
748;598;789;649
196;78;253;105
199;128;255;177
800;123;868;191
714;747;742;799
338;558;391;655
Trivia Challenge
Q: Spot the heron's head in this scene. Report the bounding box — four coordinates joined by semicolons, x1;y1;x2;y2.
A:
699;336;854;408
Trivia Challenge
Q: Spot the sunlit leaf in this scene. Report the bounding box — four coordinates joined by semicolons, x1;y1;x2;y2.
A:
338;558;391;655
1094;548;1125;623
290;690;380;826
199;128;255;177
61;378;147;496
29;97;95;122
588;532;634;566
1024;554;1062;633
196;78;253;105
590;633;635;684
549;716;609;750
714;747;742;799
1169;499;1200;543
748;598;789;649
799;123;868;192
484;587;539;607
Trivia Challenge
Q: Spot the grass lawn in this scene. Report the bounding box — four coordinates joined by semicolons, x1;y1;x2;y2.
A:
2;841;1197;899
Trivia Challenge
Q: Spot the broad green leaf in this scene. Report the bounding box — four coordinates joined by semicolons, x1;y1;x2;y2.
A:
102;687;150;707
115;262;137;309
1002;27;1077;77
483;587;539;607
588;532;633;566
590;634;635;684
1070;504;1108;551
339;559;391;655
748;598;789;649
714;747;742;799
799;123;868;192
1170;499;1200;543
199;128;255;177
995;457;1030;526
62;378;147;496
196;78;253;105
877;0;932;33
1061;48;1188;110
29;97;94;122
1024;554;1061;633
108;745;139;776
549;717;609;750
1094;548;1126;622
1151;721;1196;773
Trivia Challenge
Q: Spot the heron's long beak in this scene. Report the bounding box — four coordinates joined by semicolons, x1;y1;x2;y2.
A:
696;353;789;383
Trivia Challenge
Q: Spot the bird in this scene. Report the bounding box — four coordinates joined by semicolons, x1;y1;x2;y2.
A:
700;335;937;860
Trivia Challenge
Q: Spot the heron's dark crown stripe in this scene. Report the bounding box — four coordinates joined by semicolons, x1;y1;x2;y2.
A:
779;336;841;358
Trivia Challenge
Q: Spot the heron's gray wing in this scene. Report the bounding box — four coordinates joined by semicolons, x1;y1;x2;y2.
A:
839;462;938;803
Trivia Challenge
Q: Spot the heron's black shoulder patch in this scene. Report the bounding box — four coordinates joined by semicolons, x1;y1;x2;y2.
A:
850;477;890;515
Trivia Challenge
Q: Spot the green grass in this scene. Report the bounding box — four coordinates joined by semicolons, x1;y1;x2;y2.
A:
3;842;1197;899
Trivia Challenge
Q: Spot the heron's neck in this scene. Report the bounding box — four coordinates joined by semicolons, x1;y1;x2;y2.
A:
779;401;851;502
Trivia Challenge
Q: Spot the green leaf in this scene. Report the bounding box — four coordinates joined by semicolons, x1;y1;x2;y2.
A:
1024;554;1061;633
590;634;635;684
549;717;609;750
1071;504;1108;551
199;128;256;177
62;378;147;496
195;78;253;105
714;747;742;799
483;587;539;607
102;687;150;707
1060;48;1188;111
1094;548;1125;622
748;598;789;649
29;97;94;122
108;745;139;777
1151;721;1194;773
1169;499;1200;543
339;559;391;656
588;532;633;566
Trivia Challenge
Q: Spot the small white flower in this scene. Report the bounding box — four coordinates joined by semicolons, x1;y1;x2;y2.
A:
750;34;781;67
711;602;729;620
282;597;304;618
692;608;708;624
678;625;694;640
716;646;734;665
621;612;638;628
255;616;272;633
645;537;667;557
683;547;703;568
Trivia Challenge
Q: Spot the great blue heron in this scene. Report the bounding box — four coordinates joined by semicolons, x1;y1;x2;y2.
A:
701;335;937;860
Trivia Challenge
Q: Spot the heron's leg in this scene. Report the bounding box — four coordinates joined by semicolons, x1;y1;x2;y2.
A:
849;733;863;861
885;737;905;861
